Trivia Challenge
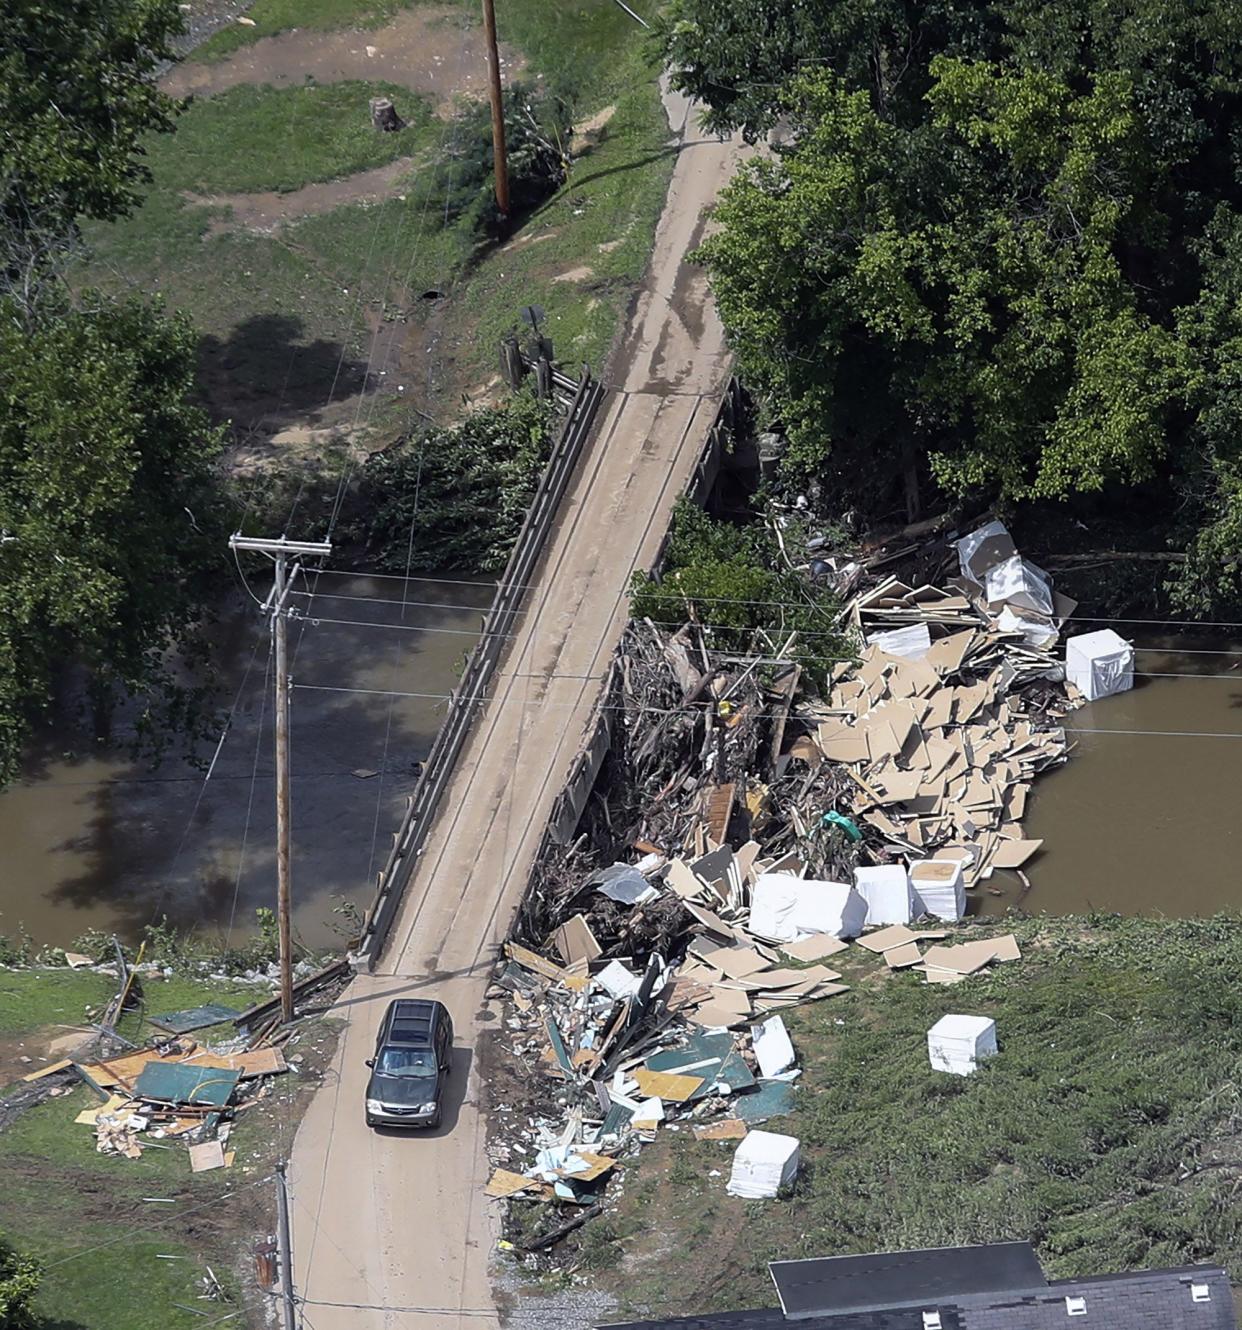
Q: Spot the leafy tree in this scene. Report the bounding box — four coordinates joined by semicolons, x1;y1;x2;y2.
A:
361;391;555;574
0;296;227;784
699;64;1189;511
660;0;996;140
0;1235;40;1328
0;0;183;305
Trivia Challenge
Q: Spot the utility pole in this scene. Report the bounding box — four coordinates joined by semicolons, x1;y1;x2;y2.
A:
274;1162;297;1330
229;534;332;1024
481;0;510;220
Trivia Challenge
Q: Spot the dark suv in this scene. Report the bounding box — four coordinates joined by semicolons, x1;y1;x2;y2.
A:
364;998;453;1129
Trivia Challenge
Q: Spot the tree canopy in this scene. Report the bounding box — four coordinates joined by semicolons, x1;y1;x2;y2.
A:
675;0;1242;604
0;297;226;783
0;0;182;253
0;0;231;785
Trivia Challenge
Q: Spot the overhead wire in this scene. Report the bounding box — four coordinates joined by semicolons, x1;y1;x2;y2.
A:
290;681;1242;738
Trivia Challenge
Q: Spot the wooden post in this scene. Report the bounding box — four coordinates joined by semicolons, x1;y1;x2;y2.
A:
481;0;510;219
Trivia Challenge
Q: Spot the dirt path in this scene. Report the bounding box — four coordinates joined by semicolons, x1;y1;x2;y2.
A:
287;83;745;1330
164;5;524;111
186;156;418;234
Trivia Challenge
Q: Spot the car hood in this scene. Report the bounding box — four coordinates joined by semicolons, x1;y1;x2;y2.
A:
369;1072;438;1106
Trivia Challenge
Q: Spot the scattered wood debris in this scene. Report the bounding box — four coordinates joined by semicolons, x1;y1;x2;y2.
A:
494;519;1108;1250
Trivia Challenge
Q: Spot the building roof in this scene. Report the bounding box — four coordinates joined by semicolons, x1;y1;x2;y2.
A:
600;1263;1235;1330
770;1243;1045;1318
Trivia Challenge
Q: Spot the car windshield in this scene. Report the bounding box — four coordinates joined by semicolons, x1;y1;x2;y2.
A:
376;1047;437;1077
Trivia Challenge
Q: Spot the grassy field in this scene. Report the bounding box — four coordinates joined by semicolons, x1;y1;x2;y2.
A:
0;967;337;1330
81;0;673;435
579;915;1242;1320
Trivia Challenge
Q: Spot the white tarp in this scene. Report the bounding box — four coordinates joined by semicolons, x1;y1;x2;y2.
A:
1065;629;1134;702
726;1129;800;1199
751;1015;796;1078
985;555;1054;617
750;873;867;942
927;1013;997;1076
853;865;916;926
955;520;1016;586
995;605;1059;649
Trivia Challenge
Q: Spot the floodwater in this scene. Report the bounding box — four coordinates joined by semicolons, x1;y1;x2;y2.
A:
984;636;1242;917
0;572;492;951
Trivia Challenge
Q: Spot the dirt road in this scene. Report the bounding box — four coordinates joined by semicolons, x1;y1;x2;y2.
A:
288;86;744;1330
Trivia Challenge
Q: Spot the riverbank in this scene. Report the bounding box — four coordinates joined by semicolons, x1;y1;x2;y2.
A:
491;911;1242;1318
81;0;675;445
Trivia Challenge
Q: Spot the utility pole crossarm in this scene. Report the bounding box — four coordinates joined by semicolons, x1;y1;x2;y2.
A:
229;535;334;557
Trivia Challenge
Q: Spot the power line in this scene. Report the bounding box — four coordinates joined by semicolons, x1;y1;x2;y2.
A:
291;680;1242;738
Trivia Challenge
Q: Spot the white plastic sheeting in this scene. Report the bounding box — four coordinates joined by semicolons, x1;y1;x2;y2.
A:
985;556;1054;617
955;520;1016;586
867;623;932;661
927;1013;998;1076
726;1129;801;1199
853;864;916;926
750;873;868;942
1065;629;1134;702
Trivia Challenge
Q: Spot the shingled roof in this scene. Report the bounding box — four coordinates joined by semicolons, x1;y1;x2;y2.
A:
600;1246;1235;1330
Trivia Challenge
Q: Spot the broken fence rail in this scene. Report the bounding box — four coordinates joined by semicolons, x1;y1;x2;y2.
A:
232;958;350;1031
355;368;608;968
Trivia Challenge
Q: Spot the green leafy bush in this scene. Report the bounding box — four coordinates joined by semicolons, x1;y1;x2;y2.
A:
361;389;555;574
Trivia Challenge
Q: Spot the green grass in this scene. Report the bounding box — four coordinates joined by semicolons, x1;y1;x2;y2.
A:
80;0;675;443
441;77;675;382
596;915;1242;1319
0;970;113;1038
155;81;438;196
195;0;427;60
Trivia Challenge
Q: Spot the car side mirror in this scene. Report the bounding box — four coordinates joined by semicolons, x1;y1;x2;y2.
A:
365;1058;374;1068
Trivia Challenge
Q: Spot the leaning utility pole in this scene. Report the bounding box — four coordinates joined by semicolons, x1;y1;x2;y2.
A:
229;534;332;1024
481;0;510;220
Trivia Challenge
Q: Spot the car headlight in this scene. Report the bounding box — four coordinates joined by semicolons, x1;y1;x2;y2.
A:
366;1099;384;1114
422;1102;438;1113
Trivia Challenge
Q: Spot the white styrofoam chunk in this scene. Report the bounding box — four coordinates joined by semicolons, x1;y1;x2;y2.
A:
867;623;932;661
751;1015;796;1078
751;873;867;941
853;865;915;926
985;555;1053;617
955;520;1016;584
1065;629;1134;701
726;1129;800;1199
909;860;966;921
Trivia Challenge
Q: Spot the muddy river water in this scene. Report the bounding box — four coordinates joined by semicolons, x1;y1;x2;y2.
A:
0;572;492;951
984;636;1242;917
2;611;1240;948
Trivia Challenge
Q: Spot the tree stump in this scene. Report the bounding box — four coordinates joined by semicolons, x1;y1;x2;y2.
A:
369;97;405;132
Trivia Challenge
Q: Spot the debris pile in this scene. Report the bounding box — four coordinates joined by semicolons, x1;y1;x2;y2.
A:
26;1024;292;1167
490;519;1099;1248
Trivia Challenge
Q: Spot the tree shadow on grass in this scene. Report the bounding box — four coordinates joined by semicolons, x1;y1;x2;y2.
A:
197;313;371;431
